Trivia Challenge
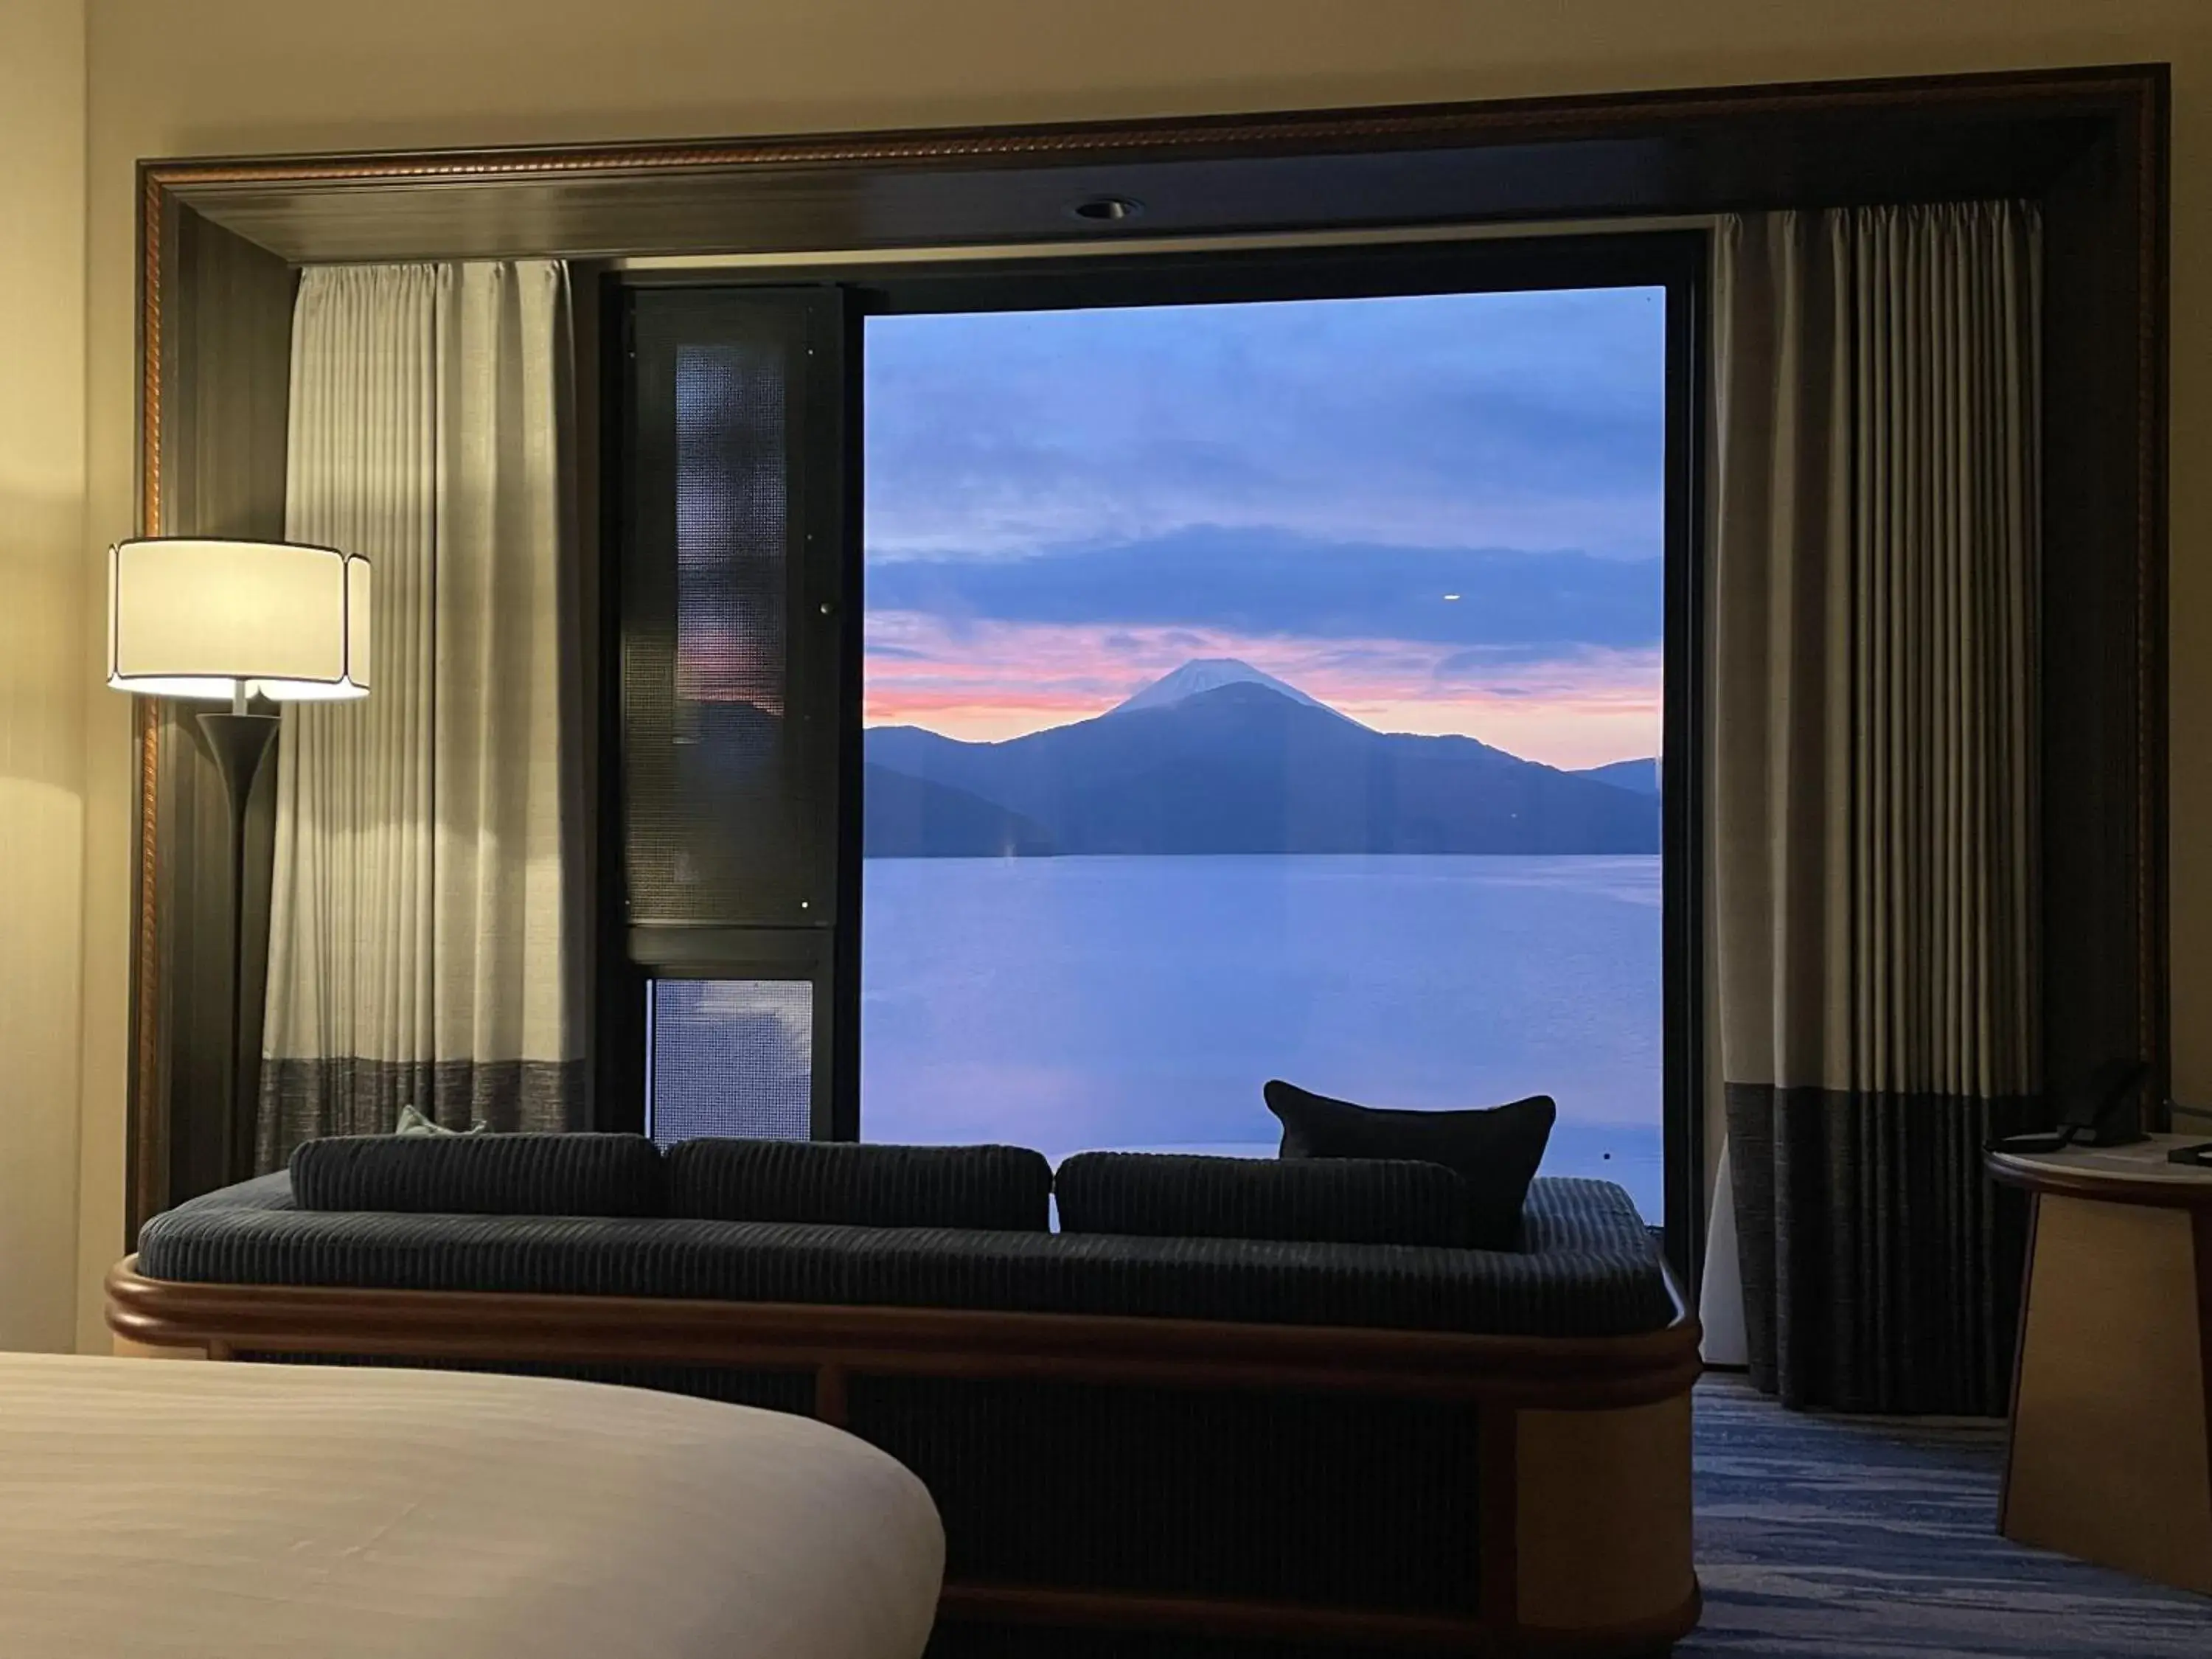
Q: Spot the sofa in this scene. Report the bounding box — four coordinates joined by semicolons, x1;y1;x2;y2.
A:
109;1134;1702;1658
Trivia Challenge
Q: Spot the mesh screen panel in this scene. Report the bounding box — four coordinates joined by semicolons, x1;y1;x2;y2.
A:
647;980;814;1145
675;341;787;717
625;302;834;927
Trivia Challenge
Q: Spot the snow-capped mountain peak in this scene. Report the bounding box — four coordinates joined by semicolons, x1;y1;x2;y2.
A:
1110;658;1338;718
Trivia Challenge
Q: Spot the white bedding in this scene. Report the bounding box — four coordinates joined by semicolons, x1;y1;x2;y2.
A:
0;1352;943;1659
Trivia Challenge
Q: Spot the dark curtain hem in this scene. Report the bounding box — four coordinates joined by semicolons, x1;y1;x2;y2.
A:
257;1057;588;1173
1726;1082;2038;1416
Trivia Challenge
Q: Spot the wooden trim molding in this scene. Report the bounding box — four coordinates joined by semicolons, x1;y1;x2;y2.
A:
129;164;166;1237
129;695;162;1233
104;1257;1704;1406
136;63;2163;196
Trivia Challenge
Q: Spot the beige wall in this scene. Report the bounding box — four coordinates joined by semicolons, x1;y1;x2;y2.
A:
48;1;2211;1346
0;0;87;1355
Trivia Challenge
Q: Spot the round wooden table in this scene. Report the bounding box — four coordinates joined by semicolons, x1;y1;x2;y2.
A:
1986;1134;2212;1594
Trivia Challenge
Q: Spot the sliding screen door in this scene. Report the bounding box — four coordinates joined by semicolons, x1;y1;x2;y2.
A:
614;288;858;1141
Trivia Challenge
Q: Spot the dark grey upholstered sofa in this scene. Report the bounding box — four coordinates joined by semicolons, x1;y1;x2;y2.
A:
112;1135;1702;1659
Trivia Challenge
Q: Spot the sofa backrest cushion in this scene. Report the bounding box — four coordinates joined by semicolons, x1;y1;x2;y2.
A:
140;1174;1674;1338
289;1133;666;1217
1265;1081;1556;1251
1054;1151;1472;1248
667;1138;1052;1231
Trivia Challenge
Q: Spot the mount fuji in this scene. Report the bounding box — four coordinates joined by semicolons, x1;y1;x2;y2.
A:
1109;658;1350;722
865;659;1658;858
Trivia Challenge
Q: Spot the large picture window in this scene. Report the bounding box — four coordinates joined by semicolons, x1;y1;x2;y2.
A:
861;289;1669;1217
612;237;1701;1259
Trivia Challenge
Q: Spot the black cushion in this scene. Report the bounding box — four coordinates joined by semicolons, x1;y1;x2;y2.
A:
288;1133;665;1217
1265;1081;1555;1251
667;1138;1052;1232
1055;1151;1472;1247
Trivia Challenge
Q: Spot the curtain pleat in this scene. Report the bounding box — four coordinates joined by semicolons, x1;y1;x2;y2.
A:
1712;205;2041;1413
260;262;584;1166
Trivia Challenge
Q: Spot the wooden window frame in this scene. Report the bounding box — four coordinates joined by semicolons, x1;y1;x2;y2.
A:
131;67;2171;1319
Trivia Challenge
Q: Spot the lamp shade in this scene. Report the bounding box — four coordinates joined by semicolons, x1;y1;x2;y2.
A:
108;537;370;701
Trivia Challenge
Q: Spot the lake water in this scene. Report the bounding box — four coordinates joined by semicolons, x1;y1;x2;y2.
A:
861;853;1663;1219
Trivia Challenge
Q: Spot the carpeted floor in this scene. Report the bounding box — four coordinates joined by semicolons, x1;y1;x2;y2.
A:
1685;1374;2212;1655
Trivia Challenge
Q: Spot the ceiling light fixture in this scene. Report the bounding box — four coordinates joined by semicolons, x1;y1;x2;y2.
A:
1069;195;1144;223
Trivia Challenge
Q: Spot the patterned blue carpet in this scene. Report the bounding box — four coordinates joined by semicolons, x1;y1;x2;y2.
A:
1685;1375;2212;1655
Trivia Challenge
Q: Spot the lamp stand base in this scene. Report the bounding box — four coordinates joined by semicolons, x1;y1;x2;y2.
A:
192;709;280;1188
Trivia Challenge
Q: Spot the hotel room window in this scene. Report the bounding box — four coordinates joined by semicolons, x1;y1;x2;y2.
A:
861;290;1670;1218
611;245;1696;1248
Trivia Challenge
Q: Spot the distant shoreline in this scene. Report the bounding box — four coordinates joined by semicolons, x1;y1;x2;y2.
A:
860;849;1662;860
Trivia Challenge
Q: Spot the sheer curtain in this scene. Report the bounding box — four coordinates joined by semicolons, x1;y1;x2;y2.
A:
258;262;585;1166
1708;204;2042;1413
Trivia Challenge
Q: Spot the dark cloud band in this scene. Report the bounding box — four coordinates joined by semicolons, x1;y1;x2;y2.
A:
866;529;1663;650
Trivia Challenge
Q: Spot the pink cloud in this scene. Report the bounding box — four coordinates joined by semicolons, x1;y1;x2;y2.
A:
865;613;1660;770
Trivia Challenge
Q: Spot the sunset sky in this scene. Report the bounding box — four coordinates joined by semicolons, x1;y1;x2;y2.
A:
862;286;1665;771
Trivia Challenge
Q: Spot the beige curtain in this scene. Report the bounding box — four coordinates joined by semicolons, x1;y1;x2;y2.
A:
259;262;585;1166
1711;204;2041;1413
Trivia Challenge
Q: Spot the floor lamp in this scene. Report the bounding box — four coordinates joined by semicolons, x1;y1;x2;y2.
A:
108;537;372;1185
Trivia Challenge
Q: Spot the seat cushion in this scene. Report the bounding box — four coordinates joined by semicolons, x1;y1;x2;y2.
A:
667;1139;1052;1232
1054;1152;1472;1247
1265;1081;1556;1251
288;1133;666;1217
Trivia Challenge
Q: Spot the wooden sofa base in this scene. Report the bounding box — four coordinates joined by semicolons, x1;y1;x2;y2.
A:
108;1258;1702;1656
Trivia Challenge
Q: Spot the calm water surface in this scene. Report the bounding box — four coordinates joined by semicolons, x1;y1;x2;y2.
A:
861;853;1663;1219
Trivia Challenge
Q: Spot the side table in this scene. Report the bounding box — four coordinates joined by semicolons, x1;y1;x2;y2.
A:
1986;1134;2212;1593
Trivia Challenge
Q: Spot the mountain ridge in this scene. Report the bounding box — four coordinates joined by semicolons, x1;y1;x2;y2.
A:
866;664;1657;857
863;763;1057;858
1576;757;1659;795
